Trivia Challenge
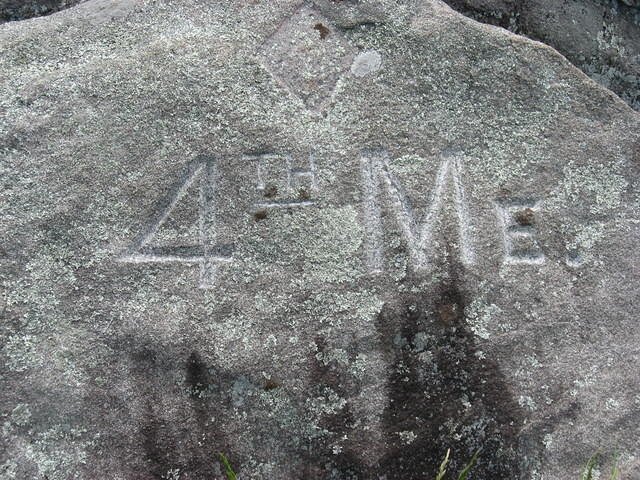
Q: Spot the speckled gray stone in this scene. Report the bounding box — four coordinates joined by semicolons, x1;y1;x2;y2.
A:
443;0;640;111
0;0;87;22
1;1;639;479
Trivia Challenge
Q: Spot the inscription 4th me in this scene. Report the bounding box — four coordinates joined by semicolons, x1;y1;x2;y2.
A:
119;150;577;288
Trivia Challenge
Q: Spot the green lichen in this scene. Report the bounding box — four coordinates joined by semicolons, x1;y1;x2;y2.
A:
562;163;628;215
464;297;502;340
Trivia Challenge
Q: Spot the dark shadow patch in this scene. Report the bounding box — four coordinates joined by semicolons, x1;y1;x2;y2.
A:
442;0;524;32
0;0;85;22
180;351;228;479
288;249;529;478
299;336;364;479
93;338;235;480
186;351;210;400
140;400;172;480
371;269;527;479
128;345;178;479
441;0;640;111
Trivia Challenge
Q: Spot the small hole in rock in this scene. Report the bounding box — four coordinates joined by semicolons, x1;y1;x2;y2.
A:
264;185;278;199
299;188;311;201
313;22;331;39
515;208;535;226
263;379;280;391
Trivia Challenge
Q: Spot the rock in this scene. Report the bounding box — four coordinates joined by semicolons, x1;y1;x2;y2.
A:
442;0;640;111
1;0;639;479
0;0;87;22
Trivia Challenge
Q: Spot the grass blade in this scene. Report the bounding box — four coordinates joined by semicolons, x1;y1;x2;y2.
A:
609;454;621;480
457;450;480;480
582;453;599;480
218;452;237;480
435;449;450;480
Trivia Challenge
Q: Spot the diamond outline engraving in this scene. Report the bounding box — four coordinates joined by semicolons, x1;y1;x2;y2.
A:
257;5;356;112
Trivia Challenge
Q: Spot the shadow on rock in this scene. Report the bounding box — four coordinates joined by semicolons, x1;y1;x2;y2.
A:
372;272;526;479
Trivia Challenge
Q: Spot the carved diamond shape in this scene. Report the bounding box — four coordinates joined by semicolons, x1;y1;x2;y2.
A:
258;6;356;111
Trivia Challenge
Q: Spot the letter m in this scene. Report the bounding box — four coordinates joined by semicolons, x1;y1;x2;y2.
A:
360;149;475;273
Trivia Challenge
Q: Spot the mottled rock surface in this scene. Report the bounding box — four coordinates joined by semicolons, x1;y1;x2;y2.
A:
1;1;639;479
443;0;640;111
0;0;86;22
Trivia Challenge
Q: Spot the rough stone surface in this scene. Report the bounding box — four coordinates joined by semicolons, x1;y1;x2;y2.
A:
0;0;87;22
442;0;640;111
1;1;639;479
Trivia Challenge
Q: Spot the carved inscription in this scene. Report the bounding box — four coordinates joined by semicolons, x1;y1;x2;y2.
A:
119;156;232;288
247;153;319;209
257;6;356;111
494;200;545;265
119;150;583;288
361;149;476;273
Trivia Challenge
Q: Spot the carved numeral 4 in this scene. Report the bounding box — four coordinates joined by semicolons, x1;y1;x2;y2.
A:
119;156;232;288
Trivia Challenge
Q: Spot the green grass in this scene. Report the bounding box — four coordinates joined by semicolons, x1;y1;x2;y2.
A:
216;449;479;480
436;449;480;480
217;452;237;480
216;449;622;479
581;452;621;480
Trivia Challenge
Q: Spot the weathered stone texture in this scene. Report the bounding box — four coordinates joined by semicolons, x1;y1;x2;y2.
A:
1;1;639;479
443;0;640;111
0;0;86;22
